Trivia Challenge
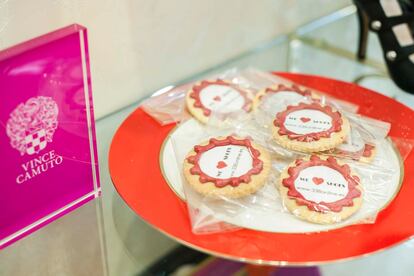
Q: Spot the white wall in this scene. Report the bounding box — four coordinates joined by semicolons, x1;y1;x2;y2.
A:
0;0;349;118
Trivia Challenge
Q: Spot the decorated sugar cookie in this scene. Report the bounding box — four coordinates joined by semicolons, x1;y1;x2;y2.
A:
183;136;271;198
279;155;362;224
253;84;317;113
272;102;350;152
186;79;253;124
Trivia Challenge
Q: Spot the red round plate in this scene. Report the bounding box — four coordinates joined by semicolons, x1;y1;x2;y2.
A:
109;72;414;265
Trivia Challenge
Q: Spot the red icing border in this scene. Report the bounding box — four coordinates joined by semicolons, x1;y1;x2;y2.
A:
187;136;263;188
274;102;343;142
259;84;312;100
190;79;252;116
282;155;361;213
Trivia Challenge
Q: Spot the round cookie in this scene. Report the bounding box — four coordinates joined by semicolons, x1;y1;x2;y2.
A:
186;79;253;124
253;83;318;113
279;155;363;224
183;136;271;198
272;102;350;152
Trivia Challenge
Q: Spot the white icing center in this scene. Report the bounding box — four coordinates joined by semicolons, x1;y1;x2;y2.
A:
198;145;253;179
199;85;245;113
283;109;333;135
294;165;349;203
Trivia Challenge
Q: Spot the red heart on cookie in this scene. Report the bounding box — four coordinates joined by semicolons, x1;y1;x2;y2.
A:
312;177;324;185
300;117;311;123
216;161;227;169
213;96;222;102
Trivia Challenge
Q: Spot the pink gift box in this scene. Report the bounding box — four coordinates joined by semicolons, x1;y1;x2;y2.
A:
0;24;100;248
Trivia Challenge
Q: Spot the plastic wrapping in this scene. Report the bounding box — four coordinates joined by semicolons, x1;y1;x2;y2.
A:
146;67;411;234
141;83;193;125
276;154;396;225
170;119;399;234
171;122;281;234
253;96;391;160
322;112;391;162
141;68;261;126
142;67;359;126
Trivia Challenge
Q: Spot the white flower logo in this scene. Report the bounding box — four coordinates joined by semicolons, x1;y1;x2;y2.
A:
6;96;59;155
